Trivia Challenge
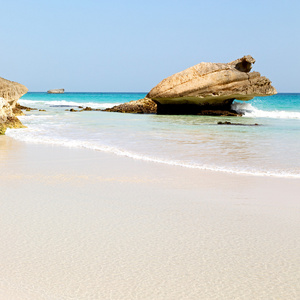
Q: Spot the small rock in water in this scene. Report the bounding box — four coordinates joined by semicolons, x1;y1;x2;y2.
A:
217;121;260;126
15;103;37;111
218;121;231;125
79;107;100;112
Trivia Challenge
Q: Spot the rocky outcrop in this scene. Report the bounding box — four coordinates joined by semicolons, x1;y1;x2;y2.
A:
105;98;157;114
105;98;242;115
105;56;276;115
0;77;28;134
147;55;276;105
47;89;64;94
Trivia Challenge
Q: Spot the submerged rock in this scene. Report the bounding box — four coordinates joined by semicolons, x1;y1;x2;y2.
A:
47;88;64;94
0;77;28;134
81;106;102;112
13;104;38;117
217;121;259;126
105;55;276;115
15;104;37;111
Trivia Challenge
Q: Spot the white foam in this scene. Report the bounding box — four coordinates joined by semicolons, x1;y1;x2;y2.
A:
18;115;54;120
6;128;300;179
19;99;122;109
19;99;44;104
232;102;300;119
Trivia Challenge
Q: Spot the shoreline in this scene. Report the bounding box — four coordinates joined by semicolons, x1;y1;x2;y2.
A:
1;135;300;299
6;126;300;179
2;136;299;193
2;135;300;182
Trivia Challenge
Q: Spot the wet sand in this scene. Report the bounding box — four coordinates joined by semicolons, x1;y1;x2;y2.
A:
0;136;299;299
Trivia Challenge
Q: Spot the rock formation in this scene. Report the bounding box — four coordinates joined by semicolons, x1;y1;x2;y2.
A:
47;88;64;94
105;55;276;115
0;77;28;134
105;98;157;114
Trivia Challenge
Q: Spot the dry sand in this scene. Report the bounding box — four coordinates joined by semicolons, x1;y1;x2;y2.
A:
0;136;299;299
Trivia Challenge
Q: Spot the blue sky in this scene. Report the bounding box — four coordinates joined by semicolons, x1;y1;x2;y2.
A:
1;0;299;92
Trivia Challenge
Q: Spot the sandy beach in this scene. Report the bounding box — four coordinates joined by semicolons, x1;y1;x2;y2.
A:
2;0;300;297
0;135;299;299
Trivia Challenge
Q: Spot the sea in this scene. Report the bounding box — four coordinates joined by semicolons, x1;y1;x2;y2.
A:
6;92;300;178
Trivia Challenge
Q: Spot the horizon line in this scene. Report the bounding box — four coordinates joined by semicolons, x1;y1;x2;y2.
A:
26;91;299;94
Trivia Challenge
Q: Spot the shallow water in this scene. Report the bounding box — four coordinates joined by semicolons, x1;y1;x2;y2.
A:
6;92;300;178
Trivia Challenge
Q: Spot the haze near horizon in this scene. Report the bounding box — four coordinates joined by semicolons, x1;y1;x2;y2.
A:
1;0;299;92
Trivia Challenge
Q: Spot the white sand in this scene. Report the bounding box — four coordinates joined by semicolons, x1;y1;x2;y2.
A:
0;136;300;299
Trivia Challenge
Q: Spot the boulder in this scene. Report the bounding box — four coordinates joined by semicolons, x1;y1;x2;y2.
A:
0;77;28;134
47;88;64;94
105;98;157;114
105;56;276;115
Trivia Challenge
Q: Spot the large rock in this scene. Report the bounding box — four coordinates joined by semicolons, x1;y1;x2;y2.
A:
0;77;28;134
47;88;64;94
106;56;276;115
147;55;276;105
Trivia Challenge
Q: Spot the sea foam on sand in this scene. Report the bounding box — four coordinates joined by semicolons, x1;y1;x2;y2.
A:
0;136;300;299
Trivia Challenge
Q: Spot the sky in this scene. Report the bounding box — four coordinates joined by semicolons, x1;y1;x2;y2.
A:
1;0;299;92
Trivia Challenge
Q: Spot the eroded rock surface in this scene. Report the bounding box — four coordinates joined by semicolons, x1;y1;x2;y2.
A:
0;77;28;134
105;56;276;115
147;55;276;106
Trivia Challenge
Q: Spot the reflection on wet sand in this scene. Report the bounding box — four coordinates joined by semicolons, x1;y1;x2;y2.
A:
150;114;267;165
0;135;26;165
0;136;17;162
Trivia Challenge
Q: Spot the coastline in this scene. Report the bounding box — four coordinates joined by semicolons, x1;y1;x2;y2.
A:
1;136;299;299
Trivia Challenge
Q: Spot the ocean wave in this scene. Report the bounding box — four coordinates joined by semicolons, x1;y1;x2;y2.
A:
19;99;121;109
232;102;300;119
6;128;300;179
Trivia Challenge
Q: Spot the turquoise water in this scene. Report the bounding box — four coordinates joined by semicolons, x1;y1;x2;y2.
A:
20;92;146;108
249;93;300;112
6;92;300;178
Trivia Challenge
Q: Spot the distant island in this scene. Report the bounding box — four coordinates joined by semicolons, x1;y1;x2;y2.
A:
47;89;64;94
